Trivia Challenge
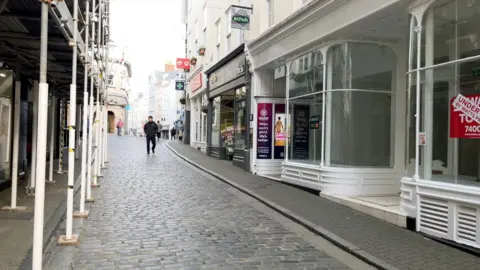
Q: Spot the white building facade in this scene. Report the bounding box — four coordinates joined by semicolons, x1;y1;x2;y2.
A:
106;60;132;134
182;0;256;151
246;0;480;249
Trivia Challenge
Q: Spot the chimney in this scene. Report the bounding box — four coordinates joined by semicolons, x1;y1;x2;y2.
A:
165;63;175;72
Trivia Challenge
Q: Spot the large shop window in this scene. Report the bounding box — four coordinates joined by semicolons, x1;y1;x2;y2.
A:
288;50;323;163
408;0;480;186
0;68;13;183
326;43;396;167
210;91;235;154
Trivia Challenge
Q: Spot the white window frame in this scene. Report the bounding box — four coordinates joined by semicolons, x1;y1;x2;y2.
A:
195;19;199;42
226;7;232;36
203;2;208;30
267;0;274;27
215;18;221;45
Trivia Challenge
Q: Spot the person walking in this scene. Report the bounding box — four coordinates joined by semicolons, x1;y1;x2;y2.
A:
156;121;162;141
144;116;159;154
170;127;176;140
116;118;124;136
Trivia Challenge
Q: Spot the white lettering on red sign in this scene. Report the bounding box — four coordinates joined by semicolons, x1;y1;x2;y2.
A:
452;94;480;124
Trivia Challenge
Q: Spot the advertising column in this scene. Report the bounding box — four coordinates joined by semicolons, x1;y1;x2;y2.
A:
257;103;272;159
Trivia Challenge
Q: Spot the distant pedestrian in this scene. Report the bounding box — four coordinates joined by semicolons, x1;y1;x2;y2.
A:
156;121;162;141
170;127;176;140
116;119;124;136
144;116;159;154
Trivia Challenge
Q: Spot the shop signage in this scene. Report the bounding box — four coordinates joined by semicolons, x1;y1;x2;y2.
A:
190;73;203;93
175;58;190;70
450;93;480;138
209;54;245;89
230;5;252;30
309;115;320;129
274;65;286;79
175;81;185;91
418;132;426;145
293;105;309;159
274;104;286;159
257;103;272;159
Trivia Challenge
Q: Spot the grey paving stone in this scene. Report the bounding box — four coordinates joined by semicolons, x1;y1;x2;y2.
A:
43;137;350;270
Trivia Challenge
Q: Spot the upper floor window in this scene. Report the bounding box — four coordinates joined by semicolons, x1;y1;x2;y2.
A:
226;8;232;36
216;19;221;45
195;19;199;42
107;74;114;86
267;0;274;27
203;3;208;30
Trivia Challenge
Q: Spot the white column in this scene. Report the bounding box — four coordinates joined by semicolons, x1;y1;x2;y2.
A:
97;104;103;176
28;81;39;194
76;103;82;159
47;94;56;183
103;105;108;164
2;80;26;211
423;11;433;181
57;99;65;174
87;94;95;196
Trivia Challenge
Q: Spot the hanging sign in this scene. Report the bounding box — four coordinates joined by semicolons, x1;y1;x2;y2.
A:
257;103;272;159
176;58;190;70
230;5;252;30
450;93;480;138
175;81;185;91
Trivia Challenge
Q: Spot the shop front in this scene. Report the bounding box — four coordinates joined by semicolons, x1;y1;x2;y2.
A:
0;67;14;187
206;44;251;171
400;0;480;248
187;69;208;152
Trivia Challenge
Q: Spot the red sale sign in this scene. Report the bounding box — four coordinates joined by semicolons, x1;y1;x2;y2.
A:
450;94;480;138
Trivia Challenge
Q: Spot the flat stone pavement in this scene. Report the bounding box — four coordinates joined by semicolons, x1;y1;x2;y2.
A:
167;140;480;270
0;160;81;270
44;135;378;270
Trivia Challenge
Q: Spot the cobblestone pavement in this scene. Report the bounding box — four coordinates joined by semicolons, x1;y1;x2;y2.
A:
43;136;371;270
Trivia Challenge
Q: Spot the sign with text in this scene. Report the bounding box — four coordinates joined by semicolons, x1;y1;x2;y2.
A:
257;103;272;159
309;115;320;130
418;132;426;145
450;94;480;138
176;58;190;70
231;5;252;30
190;73;203;93
274;104;286;159
293;105;310;159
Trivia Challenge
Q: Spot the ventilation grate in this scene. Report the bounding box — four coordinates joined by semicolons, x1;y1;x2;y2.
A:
456;205;477;244
419;197;449;236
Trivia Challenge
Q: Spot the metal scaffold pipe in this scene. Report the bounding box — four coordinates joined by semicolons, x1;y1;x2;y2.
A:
32;2;49;269
95;0;103;179
27;81;39;195
103;0;110;165
59;0;80;243
47;90;56;184
91;0;99;188
77;0;91;217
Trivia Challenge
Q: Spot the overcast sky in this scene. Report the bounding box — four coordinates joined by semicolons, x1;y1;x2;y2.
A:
109;0;185;95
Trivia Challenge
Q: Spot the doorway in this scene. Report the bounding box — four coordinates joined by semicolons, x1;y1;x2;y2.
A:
108;111;115;133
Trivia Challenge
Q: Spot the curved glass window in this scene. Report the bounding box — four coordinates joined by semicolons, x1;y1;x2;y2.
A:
287;50;324;163
326;42;396;167
408;0;480;186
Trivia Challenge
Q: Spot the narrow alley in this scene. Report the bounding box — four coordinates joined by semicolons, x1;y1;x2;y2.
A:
43;136;371;270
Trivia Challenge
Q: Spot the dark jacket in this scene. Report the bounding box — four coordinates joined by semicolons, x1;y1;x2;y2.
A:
144;121;159;137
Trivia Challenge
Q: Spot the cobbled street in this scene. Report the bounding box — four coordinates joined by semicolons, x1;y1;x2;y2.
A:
44;136;373;270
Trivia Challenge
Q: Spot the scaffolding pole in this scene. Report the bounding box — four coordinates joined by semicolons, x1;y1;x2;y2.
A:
76;0;91;216
92;0;100;188
32;2;49;269
47;90;56;184
95;0;103;179
103;0;110;164
27;81;39;196
57;0;80;245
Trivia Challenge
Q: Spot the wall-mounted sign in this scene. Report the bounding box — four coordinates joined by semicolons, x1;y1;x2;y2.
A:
175;81;185;91
230;5;252;30
309;115;320;129
208;54;245;90
274;65;286;79
450;93;480;138
274;104;286;159
292;105;309;159
190;72;203;93
418;132;426;145
257;103;272;159
176;58;190;70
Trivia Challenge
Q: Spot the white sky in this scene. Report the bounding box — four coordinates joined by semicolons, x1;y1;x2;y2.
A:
109;0;185;96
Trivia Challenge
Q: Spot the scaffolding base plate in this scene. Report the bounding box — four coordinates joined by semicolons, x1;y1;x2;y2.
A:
57;235;79;246
73;210;89;218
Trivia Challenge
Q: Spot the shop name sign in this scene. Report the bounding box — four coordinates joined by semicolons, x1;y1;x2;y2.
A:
190;73;203;93
209;54;245;89
230;5;252;30
450;93;480;138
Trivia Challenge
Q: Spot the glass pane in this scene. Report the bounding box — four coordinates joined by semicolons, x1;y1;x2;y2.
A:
289;50;323;98
234;100;245;149
328;91;393;167
0;68;13;183
219;91;235;155
211;97;221;147
330;42;396;91
288;94;323;164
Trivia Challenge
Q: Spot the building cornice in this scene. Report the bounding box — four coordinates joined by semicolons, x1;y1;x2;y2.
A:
247;0;350;56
